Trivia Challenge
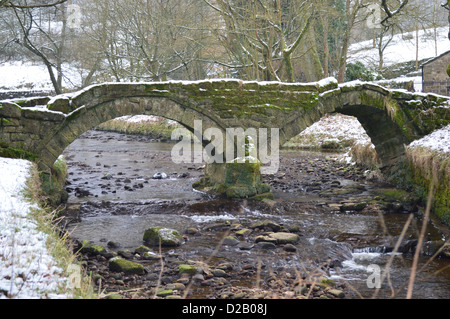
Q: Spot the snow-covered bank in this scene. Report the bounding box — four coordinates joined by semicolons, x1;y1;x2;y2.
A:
406;124;450;226
283;114;373;150
0;158;69;299
408;124;450;155
348;26;450;69
113;115;178;126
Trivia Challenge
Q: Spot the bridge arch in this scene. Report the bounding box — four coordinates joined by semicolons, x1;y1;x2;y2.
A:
320;86;413;172
35;95;227;172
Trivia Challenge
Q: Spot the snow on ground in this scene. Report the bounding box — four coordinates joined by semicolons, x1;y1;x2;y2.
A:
113;115;179;125
0;158;69;299
408;124;450;155
375;76;423;92
0;61;82;91
284;114;373;149
348;26;450;69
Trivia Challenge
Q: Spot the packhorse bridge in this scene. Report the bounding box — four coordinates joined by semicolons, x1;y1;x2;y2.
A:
0;77;449;199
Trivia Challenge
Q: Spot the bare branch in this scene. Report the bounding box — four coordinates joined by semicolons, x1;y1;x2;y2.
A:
380;0;409;25
2;0;67;9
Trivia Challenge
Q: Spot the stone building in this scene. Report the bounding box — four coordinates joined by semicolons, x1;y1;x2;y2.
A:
422;50;450;96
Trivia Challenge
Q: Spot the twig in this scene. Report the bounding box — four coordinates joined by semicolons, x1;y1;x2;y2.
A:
371;213;414;299
152;239;164;299
406;180;434;299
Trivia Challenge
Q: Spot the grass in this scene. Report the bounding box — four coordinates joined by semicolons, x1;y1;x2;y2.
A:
23;161;96;299
349;143;380;171
406;145;450;226
283;133;355;151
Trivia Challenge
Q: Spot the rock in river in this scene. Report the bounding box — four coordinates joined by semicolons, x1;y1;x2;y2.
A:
108;257;145;275
250;220;282;232
143;227;184;247
256;232;300;245
153;172;168;179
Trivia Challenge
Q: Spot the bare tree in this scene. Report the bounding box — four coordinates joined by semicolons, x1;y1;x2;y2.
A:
81;0;212;82
336;0;366;83
10;2;69;94
202;0;323;82
380;0;409;27
0;0;67;9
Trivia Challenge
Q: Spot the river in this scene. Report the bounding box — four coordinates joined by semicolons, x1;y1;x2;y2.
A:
62;130;450;299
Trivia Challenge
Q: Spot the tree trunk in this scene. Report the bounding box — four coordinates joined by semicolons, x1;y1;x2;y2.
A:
415;24;419;71
337;35;350;83
320;9;330;77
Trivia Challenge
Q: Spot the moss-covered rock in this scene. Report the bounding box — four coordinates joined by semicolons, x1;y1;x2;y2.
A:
142;252;163;261
108;257;145;275
250;220;282;232
156;289;174;297
39;156;68;207
179;264;202;275
103;293;123;299
134;245;151;255
143;227;184;247
79;240;107;256
194;160;272;199
266;232;300;245
47;96;73;114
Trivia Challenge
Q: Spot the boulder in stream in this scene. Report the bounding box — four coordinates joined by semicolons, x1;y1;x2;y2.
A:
143;227;184;247
108;257;145;275
153;172;168;179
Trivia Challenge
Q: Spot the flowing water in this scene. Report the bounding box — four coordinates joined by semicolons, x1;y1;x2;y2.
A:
63;130;450;299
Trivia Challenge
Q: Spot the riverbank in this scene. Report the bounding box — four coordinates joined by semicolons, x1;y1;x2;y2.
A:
407;124;450;226
0;157;94;299
96;115;184;142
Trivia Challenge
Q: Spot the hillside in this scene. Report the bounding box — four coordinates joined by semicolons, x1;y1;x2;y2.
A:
349;26;450;70
348;26;450;92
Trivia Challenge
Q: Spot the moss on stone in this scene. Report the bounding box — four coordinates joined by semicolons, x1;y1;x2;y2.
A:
0;141;39;162
79;240;107;256
143;227;184;247
103;293;123;299
47;97;73;114
361;91;385;110
406;147;449;226
39;156;68;207
193;156;272;199
156;289;174;297
108;257;145;275
65;106;85;123
385;99;415;141
179;264;202;275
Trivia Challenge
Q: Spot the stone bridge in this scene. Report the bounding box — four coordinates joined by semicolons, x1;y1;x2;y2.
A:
1;77;449;198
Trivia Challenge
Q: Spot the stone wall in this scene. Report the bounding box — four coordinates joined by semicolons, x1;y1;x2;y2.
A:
422;51;450;96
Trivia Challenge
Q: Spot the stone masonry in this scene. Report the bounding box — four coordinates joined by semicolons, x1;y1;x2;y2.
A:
422;50;450;96
0;78;449;199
